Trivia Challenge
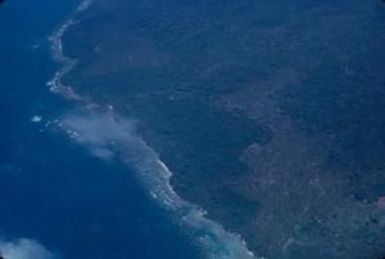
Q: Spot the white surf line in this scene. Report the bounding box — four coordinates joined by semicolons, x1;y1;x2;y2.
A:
47;0;93;102
47;1;262;258
54;110;262;259
132;139;261;259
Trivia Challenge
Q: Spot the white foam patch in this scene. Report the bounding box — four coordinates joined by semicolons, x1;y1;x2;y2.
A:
0;239;54;259
31;116;43;123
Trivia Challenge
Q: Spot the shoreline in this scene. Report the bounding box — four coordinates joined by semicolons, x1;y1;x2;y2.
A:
46;1;260;258
46;0;92;102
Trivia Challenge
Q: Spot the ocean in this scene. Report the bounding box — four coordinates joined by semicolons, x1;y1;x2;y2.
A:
0;1;204;258
5;1;382;258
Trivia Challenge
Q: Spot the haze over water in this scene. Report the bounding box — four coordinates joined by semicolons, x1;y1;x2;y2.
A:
0;1;203;258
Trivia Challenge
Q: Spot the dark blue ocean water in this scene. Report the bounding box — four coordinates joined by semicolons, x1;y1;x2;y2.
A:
0;1;201;258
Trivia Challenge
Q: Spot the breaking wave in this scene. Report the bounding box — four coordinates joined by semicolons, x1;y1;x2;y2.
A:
47;1;261;258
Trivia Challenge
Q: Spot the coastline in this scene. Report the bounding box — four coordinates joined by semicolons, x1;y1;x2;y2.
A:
46;0;92;102
46;1;260;259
